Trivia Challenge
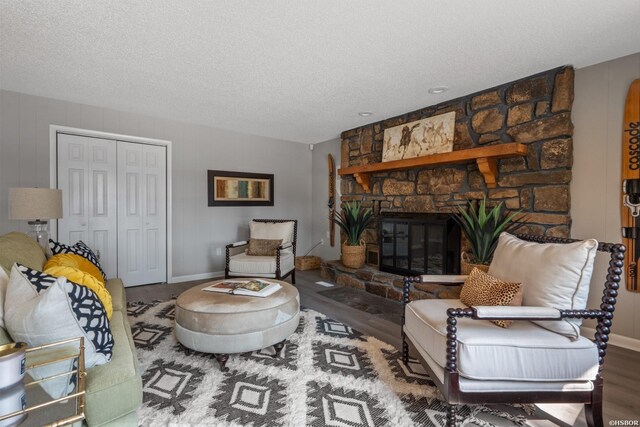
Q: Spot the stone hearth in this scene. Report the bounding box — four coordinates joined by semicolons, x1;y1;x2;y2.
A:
321;260;462;301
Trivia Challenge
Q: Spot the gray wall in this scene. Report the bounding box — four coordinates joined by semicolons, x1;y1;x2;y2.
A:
310;138;341;261
572;52;640;342
0;89;313;280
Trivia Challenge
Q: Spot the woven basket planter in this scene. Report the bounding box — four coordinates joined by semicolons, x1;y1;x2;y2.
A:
341;240;366;269
460;253;490;275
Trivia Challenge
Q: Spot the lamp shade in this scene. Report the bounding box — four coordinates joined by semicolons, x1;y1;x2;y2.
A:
9;188;63;220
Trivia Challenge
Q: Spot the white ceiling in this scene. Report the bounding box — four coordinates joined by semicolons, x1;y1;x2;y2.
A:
1;1;639;144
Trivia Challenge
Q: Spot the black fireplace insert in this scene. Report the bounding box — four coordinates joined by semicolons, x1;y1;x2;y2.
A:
378;213;461;276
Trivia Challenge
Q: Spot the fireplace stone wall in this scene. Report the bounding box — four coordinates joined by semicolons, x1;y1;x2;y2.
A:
340;66;575;248
326;66;576;302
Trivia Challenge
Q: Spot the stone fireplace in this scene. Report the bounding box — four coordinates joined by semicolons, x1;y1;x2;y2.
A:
322;65;574;302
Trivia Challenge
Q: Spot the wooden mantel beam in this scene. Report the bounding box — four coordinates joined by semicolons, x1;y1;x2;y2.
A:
338;143;526;192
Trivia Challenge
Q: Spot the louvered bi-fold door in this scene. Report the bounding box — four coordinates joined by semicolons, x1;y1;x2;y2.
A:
117;141;167;286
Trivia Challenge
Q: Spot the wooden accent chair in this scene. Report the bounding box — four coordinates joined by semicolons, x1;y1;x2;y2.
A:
401;233;625;427
225;219;297;284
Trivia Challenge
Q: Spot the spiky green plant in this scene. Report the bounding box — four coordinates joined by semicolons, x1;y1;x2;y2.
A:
453;197;524;264
332;201;375;246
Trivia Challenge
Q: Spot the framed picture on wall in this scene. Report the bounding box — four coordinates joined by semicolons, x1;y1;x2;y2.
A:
382;111;456;162
207;170;274;206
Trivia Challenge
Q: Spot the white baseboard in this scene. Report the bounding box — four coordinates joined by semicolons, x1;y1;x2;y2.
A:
170;271;224;284
581;326;640;352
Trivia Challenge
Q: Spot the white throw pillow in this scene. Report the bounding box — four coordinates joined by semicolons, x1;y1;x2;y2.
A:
0;267;8;330
488;233;598;339
5;264;114;397
250;221;294;245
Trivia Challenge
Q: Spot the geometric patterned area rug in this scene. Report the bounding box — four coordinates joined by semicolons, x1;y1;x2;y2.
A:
127;299;531;426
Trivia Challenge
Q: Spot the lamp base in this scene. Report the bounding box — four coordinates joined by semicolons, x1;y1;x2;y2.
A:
26;220;50;250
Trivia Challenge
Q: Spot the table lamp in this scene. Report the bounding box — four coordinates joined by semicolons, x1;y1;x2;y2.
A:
9;188;63;248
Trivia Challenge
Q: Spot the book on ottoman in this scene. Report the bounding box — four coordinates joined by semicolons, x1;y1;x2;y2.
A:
202;279;281;297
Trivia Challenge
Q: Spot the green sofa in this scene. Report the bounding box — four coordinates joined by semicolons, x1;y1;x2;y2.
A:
0;232;142;426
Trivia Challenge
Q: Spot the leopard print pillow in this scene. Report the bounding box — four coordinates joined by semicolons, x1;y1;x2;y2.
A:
460;267;523;328
246;239;283;256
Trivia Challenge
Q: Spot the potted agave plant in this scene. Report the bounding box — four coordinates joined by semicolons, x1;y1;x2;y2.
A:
332;200;375;269
454;197;524;274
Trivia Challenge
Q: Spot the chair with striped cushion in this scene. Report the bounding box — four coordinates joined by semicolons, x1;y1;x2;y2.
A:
225;219;297;284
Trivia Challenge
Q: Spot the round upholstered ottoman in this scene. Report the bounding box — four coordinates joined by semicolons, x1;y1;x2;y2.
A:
174;279;300;370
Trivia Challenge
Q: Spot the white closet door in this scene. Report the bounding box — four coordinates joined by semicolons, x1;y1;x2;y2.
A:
117;141;167;286
57;134;117;278
141;144;167;284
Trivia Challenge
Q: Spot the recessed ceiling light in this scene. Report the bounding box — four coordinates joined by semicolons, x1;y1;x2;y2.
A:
358;111;373;117
428;86;449;94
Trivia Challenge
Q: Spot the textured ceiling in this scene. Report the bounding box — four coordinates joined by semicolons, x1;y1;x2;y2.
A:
1;1;639;144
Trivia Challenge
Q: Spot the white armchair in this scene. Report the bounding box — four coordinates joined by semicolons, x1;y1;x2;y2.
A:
401;233;626;427
224;219;297;284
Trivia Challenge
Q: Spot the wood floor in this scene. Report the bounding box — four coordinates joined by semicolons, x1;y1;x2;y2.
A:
126;270;640;426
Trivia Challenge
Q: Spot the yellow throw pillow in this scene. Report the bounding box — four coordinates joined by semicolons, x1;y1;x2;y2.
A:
45;253;104;285
460;267;523;328
44;265;113;320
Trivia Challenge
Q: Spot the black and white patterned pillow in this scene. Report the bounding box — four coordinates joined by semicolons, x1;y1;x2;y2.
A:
15;263;59;293
49;239;106;281
15;264;114;361
64;279;114;358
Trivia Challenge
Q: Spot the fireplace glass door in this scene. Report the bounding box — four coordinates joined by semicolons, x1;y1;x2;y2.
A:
379;214;460;276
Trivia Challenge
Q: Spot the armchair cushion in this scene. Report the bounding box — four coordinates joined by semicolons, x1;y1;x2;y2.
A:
460;268;522;328
247;238;283;256
250;221;295;245
228;252;294;276
488;233;598;339
404;299;599;382
418;348;595;393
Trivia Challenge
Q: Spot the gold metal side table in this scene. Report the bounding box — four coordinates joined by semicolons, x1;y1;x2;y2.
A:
0;337;86;427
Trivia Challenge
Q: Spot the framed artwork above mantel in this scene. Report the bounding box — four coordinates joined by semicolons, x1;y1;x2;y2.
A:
382;111;456;162
207;170;274;206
